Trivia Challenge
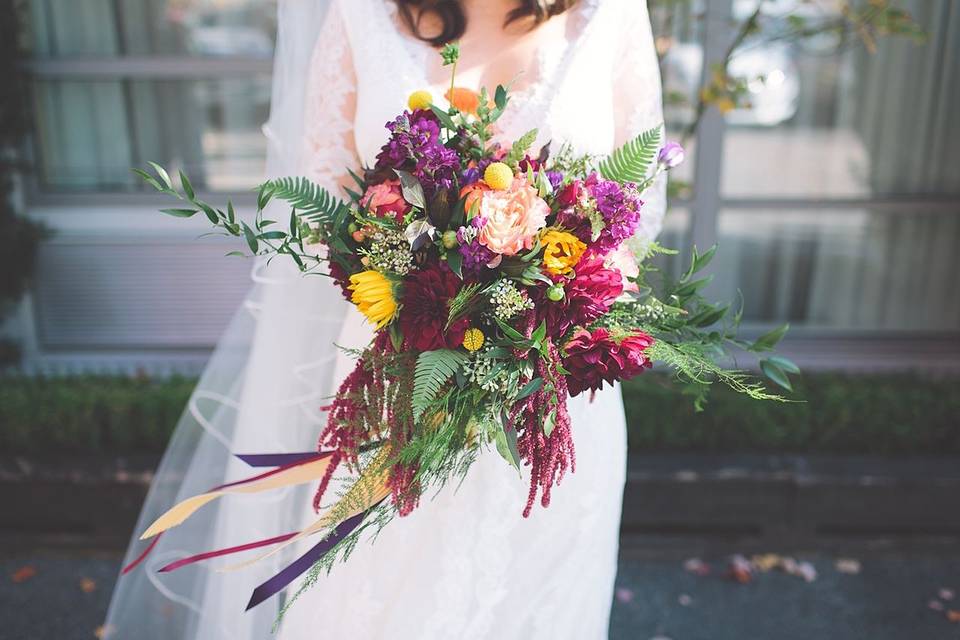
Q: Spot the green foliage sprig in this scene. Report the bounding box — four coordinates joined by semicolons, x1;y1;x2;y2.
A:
135;162;352;274
600;242;800;409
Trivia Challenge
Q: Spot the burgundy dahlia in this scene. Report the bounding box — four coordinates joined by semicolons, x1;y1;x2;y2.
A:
399;263;469;351
536;256;623;337
562;327;654;397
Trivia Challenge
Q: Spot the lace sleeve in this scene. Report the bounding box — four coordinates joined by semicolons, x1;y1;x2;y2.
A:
613;0;668;258
299;0;361;194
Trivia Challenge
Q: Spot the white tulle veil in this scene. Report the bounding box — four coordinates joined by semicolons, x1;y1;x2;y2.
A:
102;2;353;637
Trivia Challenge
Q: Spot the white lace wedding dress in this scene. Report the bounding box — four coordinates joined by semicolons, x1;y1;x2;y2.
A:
104;1;664;638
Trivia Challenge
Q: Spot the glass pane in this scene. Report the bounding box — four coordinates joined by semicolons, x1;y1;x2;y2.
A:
652;0;705;194
32;76;271;192
721;0;960;198
711;209;960;332
26;0;277;58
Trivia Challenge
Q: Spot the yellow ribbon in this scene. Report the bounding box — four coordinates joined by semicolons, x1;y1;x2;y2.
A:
139;456;334;540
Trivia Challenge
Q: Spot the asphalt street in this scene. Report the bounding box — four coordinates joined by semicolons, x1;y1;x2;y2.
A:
3;545;959;640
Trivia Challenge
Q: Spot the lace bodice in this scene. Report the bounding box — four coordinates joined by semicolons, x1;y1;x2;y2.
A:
300;0;667;250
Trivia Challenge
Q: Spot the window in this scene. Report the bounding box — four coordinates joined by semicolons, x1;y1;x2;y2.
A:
24;0;277;193
653;0;960;340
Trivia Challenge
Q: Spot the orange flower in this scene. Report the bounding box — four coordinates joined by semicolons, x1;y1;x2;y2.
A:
459;181;490;216
445;87;487;116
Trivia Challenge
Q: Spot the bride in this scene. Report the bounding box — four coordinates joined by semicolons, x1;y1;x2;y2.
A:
104;0;664;637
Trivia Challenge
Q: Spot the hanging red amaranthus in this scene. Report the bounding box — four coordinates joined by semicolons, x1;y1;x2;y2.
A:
513;338;576;518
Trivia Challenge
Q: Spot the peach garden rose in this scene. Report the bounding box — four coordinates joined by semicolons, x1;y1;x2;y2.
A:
476;177;549;256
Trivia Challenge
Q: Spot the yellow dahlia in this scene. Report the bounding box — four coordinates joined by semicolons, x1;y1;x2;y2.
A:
540;229;587;276
348;270;398;329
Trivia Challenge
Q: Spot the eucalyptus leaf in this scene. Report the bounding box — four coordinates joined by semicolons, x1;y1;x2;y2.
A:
760;359;793;392
131;168;163;192
148;161;172;189
447;249;464;279
242;222;259;254
429;105;458;131
496;319;526;343
766;355;800;375
516;377;543;401
752;323;790;352
394;170;426;209
160;208;198;218
494;423;521;472
178;170;195;199
494;85;508;111
542;410;556;438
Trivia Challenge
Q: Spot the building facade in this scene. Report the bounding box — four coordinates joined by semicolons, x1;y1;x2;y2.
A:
9;0;960;375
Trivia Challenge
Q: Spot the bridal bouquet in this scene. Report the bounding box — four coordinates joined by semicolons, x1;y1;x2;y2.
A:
127;45;795;612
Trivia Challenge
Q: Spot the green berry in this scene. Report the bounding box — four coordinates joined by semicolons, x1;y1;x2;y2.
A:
441;230;459;250
347;222;359;234
546;284;565;302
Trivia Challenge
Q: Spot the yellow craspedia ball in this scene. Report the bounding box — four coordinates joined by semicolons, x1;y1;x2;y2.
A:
462;327;485;352
408;90;433;111
483;162;514;190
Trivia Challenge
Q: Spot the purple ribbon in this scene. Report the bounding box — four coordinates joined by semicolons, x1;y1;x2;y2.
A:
244;505;378;611
235;451;331;468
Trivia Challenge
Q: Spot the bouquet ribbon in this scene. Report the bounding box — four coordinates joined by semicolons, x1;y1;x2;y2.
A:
123;447;392;610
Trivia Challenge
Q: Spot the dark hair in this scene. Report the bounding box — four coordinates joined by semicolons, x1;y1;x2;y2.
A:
394;0;578;47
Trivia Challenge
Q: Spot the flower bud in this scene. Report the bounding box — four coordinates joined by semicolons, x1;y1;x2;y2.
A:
546;284;565;302
441;230;459;250
658;141;685;170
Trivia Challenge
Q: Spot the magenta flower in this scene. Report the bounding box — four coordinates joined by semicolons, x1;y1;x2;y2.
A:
535;255;623;337
562;327;654;396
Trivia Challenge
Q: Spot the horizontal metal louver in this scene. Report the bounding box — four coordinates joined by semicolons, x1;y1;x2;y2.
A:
33;241;251;350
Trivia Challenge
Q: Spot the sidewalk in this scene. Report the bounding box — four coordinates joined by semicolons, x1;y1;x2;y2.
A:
3;545;959;640
3;453;959;638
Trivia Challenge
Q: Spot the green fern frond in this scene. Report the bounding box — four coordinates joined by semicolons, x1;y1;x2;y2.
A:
262;176;347;225
598;125;663;184
412;349;468;419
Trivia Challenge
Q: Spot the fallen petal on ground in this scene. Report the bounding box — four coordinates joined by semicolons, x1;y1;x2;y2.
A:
616;588;635;603
835;558;861;574
11;566;37;583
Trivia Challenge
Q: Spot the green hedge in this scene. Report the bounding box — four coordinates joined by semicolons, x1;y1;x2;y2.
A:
0;375;194;453
0;374;958;454
622;373;960;454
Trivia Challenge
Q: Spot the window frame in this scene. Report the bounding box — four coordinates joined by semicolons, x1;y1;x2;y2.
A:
22;54;273;206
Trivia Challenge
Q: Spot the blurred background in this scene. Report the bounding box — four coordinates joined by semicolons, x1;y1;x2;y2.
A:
0;1;958;639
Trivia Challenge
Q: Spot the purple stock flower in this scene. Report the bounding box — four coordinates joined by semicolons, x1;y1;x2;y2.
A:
459;238;496;277
461;166;482;186
546;170;564;192
586;176;644;254
415;143;460;195
658;141;685;169
375;109;442;170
